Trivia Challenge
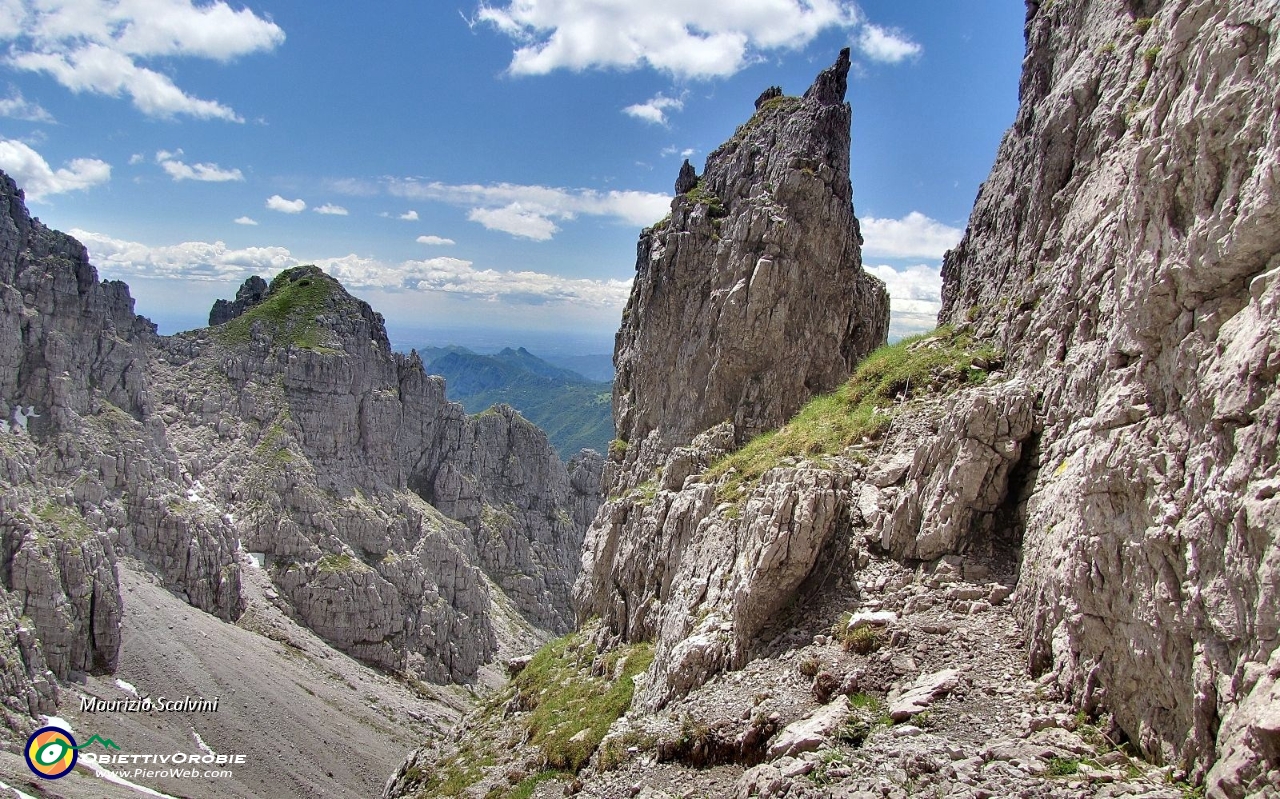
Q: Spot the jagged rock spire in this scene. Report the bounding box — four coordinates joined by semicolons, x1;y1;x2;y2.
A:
803;46;850;106
610;47;887;461
674;159;698;195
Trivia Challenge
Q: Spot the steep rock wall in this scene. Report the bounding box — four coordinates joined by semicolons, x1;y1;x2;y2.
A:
936;0;1279;791
0;178;599;709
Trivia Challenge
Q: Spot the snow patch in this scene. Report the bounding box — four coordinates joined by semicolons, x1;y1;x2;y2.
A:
191;727;215;756
116;678;139;697
0;777;40;799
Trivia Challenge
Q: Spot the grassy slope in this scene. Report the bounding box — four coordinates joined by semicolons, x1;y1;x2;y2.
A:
708;327;1001;499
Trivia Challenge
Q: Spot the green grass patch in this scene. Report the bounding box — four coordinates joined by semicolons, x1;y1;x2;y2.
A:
34;502;93;541
315;553;358;573
707;327;999;500
1048;757;1081;776
516;633;654;772
684;183;728;220
836;693;892;747
499;770;568;799
412;632;652;797
733;94;804;139
214;267;342;353
1133;17;1154;33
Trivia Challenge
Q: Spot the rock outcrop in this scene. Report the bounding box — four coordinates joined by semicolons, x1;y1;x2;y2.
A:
576;51;890;705
933;0;1279;790
611;48;887;464
208;274;267;326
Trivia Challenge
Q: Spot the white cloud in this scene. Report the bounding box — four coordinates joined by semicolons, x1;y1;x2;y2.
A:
468;204;559;241
624;92;683;125
857;23;921;63
864;262;942;339
72;228;294;282
1;0;284;121
385;178;670;240
234;216;258;225
156;149;243;182
861;212;963;259
314;203;349;216
416;235;455;246
265;194;305;213
478;0;865;79
128;153;145;165
0;138;110;200
399;210;418;221
72;228;633;307
0;87;52;122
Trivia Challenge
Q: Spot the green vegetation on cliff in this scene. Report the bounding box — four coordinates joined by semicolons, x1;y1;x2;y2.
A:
215;267;341;352
400;629;652;798
710;327;1001;499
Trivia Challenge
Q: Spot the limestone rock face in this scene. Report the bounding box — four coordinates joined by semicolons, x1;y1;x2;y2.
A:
934;0;1280;785
0;590;56;732
612;48;887;461
0;171;242;694
576;51;890;707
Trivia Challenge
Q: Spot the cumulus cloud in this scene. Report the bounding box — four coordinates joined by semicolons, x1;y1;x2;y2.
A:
623;93;684;125
477;0;921;79
660;145;697;159
0;138;110;200
384;178;670;240
71;228;633;307
416;235;455;246
265;194;305;213
72;228;294;282
399;210;418;221
857;23;921;63
314;203;348;216
861;212;963;259
1;0;284;121
234;216;258;225
0;87;53;122
478;0;863;79
156;149;243;182
864;262;942;339
468;204;559;241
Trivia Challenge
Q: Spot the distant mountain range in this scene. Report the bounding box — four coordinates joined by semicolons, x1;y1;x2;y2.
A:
420;346;613;459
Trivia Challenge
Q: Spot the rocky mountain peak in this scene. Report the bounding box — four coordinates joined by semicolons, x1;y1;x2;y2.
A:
209;265;391;353
610;49;887;465
802;45;850;106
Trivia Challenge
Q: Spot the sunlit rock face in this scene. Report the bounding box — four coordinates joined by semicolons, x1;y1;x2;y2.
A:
936;0;1280;789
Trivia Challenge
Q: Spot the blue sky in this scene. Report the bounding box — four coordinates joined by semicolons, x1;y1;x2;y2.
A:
0;1;1025;354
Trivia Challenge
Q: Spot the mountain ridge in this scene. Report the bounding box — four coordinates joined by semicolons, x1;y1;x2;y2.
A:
419;345;613;460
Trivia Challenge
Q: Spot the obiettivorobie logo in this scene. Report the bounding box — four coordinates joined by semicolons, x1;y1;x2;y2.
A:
24;726;120;779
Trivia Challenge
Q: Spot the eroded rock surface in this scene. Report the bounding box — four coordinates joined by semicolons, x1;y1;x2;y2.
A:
935;0;1280;787
576;51;890;708
611;48;887;462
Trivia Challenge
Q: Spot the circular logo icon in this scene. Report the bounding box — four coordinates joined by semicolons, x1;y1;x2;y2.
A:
25;726;78;779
